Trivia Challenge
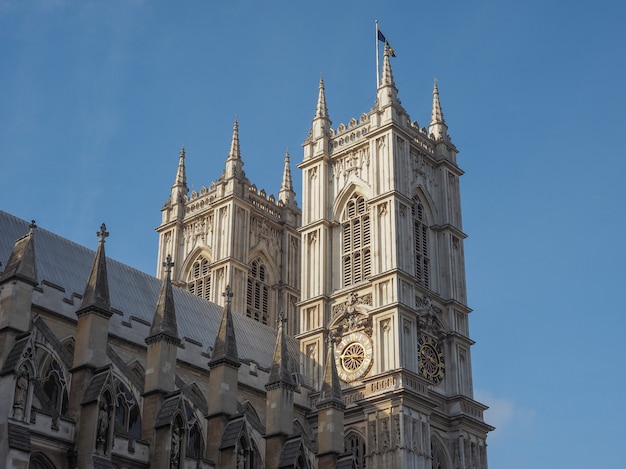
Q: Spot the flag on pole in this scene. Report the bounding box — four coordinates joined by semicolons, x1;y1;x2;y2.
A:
377;28;396;57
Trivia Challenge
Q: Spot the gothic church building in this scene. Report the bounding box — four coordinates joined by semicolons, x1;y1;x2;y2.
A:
0;45;492;468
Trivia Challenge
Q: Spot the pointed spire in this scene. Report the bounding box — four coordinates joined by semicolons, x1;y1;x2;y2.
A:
429;79;448;140
278;149;296;205
315;77;329;119
209;286;239;367
267;312;295;388
224;118;245;180
147;254;180;343
380;43;396;88
173;145;187;188
227;118;241;162
0;220;38;286
319;333;343;405
77;223;111;316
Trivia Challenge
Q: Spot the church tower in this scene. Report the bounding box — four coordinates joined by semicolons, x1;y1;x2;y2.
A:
156;120;302;334
298;44;492;468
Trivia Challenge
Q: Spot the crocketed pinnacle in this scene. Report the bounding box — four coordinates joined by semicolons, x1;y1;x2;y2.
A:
319;334;343;406
209;286;240;367
173;145;187;188
380;43;396;88
77;224;111;316
315;77;329;119
267;312;295;388
227;119;241;162
429;79;448;139
147;254;180;342
0;220;38;286
278;149;295;205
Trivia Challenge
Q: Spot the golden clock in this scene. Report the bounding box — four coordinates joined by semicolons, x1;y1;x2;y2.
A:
334;332;373;382
418;335;445;384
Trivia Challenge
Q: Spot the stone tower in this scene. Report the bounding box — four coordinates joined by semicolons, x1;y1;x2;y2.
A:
298;44;492;468
156;121;302;334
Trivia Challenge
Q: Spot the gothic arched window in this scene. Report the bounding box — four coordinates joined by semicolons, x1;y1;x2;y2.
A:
114;380;141;439
188;256;211;300
29;452;56;469
247;258;269;325
41;357;68;415
345;432;367;468
342;194;371;287
413;198;430;289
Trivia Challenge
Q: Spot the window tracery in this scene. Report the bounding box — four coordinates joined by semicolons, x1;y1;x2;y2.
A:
247;258;269;325
114;380;141;439
187;256;211;300
413;198;430;289
41;357;68;415
345;431;367;468
341;194;371;287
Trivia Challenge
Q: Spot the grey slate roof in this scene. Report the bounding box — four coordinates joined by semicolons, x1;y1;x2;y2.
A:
0;334;30;375
220;416;245;449
0;210;300;372
277;436;307;468
82;369;113;404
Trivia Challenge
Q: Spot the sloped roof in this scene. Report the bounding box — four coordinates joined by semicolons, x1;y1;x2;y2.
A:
0;211;300;372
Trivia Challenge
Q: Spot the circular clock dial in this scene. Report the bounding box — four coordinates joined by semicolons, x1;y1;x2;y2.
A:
335;332;373;382
418;336;445;384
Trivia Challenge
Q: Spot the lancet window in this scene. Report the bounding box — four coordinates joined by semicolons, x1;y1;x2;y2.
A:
114;380;141;439
41;357;69;415
188;256;211;300
345;432;367;468
247;258;269;325
342;194;371;287
413;198;430;289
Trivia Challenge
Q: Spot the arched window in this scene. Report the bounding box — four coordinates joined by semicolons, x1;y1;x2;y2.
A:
188;256;211;300
114;380;141;439
345;432;367;468
185;401;203;460
237;435;261;469
41;357;68;415
247;258;269;325
413;198;430;289
29;452;56;469
342;194;371;287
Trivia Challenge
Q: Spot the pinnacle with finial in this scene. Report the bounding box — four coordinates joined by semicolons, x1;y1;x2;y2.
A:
97;223;109;243
222;285;234;303
77;222;111;316
315;77;329;119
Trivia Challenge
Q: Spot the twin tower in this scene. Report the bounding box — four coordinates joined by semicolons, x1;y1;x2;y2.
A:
156;45;492;468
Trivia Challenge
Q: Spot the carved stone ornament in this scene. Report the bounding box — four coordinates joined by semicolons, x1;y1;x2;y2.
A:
416;295;446;338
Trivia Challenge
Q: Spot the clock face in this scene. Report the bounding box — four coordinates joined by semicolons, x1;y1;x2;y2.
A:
335;332;373;382
418;336;445;384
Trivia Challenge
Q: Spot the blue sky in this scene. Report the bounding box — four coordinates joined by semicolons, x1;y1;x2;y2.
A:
1;1;625;467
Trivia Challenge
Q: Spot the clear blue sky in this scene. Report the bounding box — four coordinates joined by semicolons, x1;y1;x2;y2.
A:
2;1;625;467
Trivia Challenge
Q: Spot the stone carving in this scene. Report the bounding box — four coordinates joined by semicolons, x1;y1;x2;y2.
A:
13;367;29;420
96;399;111;454
331;292;373;337
380;416;390;452
417;295;446;338
368;420;377;454
392;414;401;449
171;422;182;468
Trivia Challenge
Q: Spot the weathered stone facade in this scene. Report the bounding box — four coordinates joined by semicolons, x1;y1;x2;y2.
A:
0;44;491;468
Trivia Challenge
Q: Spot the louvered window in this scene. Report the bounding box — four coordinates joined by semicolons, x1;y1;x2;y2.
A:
247;259;269;325
342;194;371;287
412;199;430;289
188;256;211;300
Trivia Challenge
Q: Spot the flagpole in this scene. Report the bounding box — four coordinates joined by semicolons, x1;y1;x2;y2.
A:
375;20;380;89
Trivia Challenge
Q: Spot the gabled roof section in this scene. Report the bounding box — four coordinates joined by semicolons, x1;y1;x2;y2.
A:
107;345;144;393
0;333;32;376
155;392;184;428
278;436;311;468
81;367;114;405
0;211;301;373
76;224;111;317
220;415;246;450
0;220;37;286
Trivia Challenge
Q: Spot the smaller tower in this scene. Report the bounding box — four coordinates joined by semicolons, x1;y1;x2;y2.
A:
142;254;181;457
278;149;296;208
316;334;345;469
264;312;296;469
69;224;112;417
0;221;38;362
69;224;114;469
206;286;241;463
